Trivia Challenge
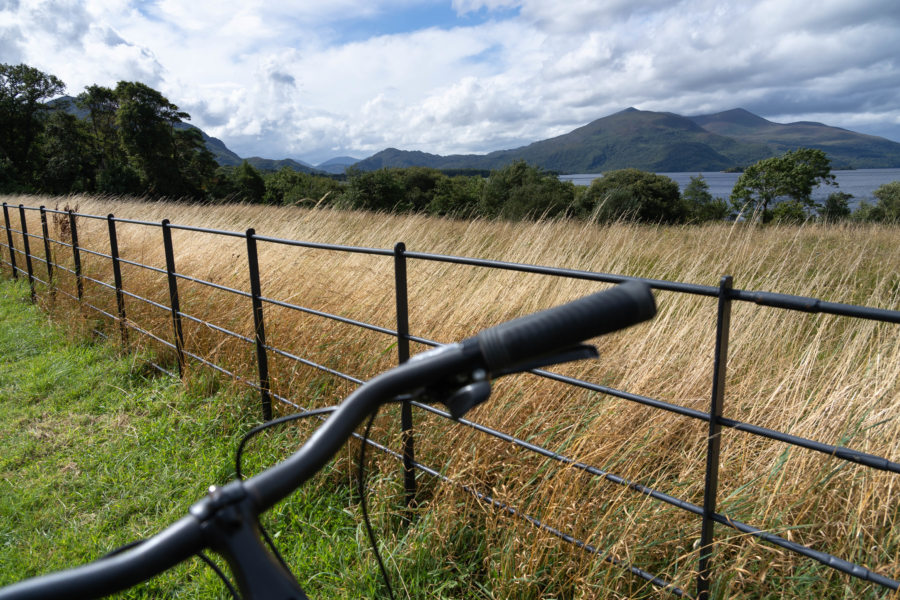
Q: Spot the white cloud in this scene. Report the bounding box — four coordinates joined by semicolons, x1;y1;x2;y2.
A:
2;0;899;163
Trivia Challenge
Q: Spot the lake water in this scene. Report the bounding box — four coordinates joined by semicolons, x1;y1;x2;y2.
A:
560;168;900;206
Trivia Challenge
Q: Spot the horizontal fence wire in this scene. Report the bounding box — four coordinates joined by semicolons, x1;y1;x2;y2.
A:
2;205;898;597
259;295;399;337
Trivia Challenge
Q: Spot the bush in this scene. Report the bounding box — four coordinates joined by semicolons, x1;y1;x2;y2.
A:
427;174;484;217
820;192;852;222
683;174;731;222
852;181;900;223
479;161;576;220
873;181;900;222
771;200;808;224
263;167;343;206
578;169;686;223
232;161;266;203
342;168;407;212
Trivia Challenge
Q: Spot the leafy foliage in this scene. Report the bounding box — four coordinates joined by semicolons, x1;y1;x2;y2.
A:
871;181;900;222
771;199;809;224
820;192;853;222
730;148;835;221
683;174;731;222
1;63;214;199
577;168;686;223
263;167;343;205
232;160;266;202
0;63;66;190
479;161;576;220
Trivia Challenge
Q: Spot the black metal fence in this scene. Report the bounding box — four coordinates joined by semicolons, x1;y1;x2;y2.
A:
2;201;898;598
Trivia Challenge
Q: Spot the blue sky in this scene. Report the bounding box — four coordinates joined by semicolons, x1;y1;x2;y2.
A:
331;3;521;43
2;0;899;165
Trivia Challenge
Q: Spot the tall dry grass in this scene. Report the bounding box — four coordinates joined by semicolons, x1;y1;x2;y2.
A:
3;193;899;598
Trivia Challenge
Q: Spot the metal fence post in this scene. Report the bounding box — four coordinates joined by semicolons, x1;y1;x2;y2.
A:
17;205;35;303
697;275;733;599
3;202;17;279
107;214;128;345
394;242;416;509
246;228;273;421
68;209;83;301
39;206;54;296
162;219;186;377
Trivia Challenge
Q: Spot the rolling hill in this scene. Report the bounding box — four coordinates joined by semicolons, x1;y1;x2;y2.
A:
689;109;900;169
352;107;900;173
316;156;361;174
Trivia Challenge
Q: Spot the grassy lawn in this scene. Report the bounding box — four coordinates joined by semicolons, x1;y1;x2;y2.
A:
0;279;468;598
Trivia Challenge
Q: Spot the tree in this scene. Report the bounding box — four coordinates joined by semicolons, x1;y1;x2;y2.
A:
427;174;485;217
872;181;900;222
577;168;686;223
342;167;406;211
820;192;852;222
683;174;730;222
262;167;344;206
0;63;66;189
38;111;94;193
77;85;120;162
479;161;575;220
771;200;808;224
174;127;217;198
114;81;191;197
232;161;266;202
400;167;443;212
112;81;215;199
730;148;836;222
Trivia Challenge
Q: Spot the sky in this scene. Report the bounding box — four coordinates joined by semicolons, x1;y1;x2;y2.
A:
2;0;899;166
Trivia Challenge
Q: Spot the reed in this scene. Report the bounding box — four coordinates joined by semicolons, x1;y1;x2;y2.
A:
3;193;898;598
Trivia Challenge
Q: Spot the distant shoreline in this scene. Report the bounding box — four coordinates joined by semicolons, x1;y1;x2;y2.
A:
560;168;900;204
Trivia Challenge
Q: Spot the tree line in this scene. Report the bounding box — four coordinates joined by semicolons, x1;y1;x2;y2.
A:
209;159;900;224
2;63;897;224
1;64;217;198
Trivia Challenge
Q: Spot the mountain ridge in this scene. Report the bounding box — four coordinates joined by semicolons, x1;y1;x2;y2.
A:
48;96;900;173
352;108;900;172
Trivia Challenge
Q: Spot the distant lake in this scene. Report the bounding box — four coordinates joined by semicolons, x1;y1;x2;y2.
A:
560;168;900;207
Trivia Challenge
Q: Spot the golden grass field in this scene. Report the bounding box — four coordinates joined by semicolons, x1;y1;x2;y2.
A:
3;194;899;598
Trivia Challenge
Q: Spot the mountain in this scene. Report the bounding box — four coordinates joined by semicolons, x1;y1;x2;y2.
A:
316;156;361;174
353;107;900;173
179;124;243;166
243;157;319;173
48;94;900;174
486;108;774;172
352;108;772;173
46;95;88;119
688;108;900;169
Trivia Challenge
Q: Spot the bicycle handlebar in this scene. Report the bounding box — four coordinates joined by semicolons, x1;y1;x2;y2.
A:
0;282;656;600
475;280;657;373
0;517;203;600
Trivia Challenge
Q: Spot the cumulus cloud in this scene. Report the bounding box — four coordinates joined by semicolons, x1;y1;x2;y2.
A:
2;0;899;163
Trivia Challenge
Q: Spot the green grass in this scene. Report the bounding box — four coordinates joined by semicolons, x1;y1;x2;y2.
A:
0;279;485;598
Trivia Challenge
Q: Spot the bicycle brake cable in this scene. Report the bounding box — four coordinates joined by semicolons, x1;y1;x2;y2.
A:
235;406;339;480
232;406;339;587
359;407;396;600
196;552;240;599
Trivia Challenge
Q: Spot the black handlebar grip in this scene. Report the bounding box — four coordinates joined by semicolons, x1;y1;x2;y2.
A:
474;281;656;374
